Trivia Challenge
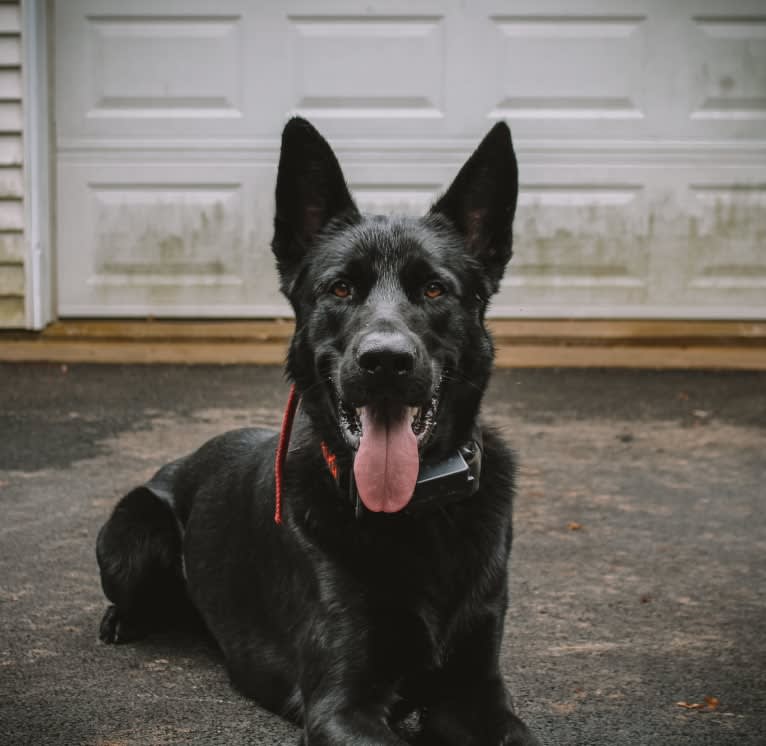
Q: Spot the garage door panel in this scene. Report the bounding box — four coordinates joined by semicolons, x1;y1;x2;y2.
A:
89;183;245;286
489;13;650;138
57;161;284;316
56;0;260;140
688;14;766;134
86;15;243;122
683;183;766;302
288;14;446;126
499;181;650;312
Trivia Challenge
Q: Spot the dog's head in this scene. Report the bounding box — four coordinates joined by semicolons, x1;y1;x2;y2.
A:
272;117;517;513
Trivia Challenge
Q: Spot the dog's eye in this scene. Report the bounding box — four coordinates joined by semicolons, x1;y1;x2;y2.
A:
331;280;352;299
424;281;446;300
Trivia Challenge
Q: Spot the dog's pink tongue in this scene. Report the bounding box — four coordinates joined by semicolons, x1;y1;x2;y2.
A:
353;407;418;513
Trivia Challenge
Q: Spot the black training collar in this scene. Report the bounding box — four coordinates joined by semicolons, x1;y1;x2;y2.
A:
347;428;484;519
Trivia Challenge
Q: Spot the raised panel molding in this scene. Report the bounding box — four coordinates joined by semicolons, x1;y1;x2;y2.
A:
490;15;645;121
288;15;444;119
86;15;243;119
491;97;642;121
508;184;646;291
490;15;644;39
88;183;244;288
688;184;766;289
518;184;640;208
691;16;766;120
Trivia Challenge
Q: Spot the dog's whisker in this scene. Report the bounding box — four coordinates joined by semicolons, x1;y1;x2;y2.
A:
441;371;485;395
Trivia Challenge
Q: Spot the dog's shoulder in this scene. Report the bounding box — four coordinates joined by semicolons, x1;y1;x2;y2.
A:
142;427;279;525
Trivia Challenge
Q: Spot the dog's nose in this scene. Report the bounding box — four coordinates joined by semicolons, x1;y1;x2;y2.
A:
358;333;416;377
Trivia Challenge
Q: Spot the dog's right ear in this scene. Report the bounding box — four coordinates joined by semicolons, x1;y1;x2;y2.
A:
272;118;359;285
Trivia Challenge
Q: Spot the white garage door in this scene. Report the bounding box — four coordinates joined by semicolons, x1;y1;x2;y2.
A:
54;0;766;319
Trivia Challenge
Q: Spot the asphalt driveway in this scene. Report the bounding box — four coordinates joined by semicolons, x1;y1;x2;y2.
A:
0;364;764;745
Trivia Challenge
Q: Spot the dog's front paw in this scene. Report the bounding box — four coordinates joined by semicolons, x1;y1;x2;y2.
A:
99;605;145;644
494;712;541;746
473;711;541;746
418;703;540;746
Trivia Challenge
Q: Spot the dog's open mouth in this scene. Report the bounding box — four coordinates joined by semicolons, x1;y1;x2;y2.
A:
336;389;440;514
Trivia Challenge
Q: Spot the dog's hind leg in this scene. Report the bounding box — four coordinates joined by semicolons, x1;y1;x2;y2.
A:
96;484;186;644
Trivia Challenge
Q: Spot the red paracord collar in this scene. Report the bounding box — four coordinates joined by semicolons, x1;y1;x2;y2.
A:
274;384;339;525
274;384;299;524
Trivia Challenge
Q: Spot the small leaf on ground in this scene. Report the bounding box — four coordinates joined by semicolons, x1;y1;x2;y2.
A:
676;696;720;712
704;696;720;710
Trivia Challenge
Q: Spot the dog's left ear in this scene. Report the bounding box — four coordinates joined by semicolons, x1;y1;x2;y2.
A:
430;122;518;293
272;117;359;286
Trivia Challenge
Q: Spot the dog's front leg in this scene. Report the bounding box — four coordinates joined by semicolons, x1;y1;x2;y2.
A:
296;613;409;746
417;611;540;746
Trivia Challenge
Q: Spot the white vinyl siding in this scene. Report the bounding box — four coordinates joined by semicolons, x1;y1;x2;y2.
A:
0;0;23;327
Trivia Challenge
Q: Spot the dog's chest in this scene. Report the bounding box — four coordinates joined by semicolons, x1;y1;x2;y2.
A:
361;533;486;666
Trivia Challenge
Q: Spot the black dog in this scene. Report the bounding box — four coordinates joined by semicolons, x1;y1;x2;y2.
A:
96;117;539;746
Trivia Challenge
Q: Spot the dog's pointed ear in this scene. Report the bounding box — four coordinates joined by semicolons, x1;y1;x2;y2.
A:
430;122;518;293
272;117;359;282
